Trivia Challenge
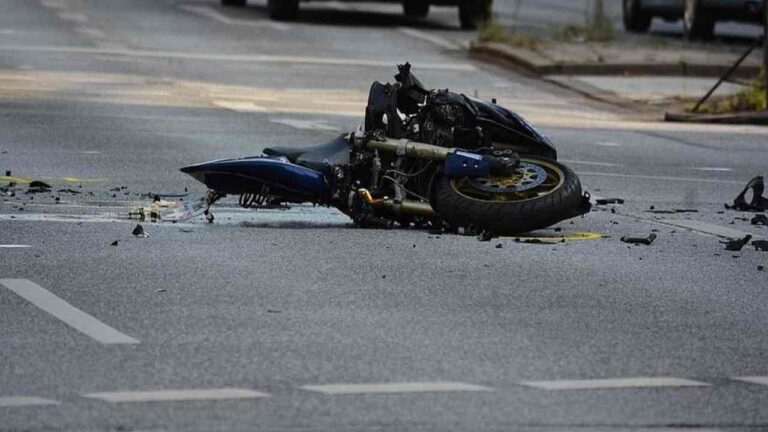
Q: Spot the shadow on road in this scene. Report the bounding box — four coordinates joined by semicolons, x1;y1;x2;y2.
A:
234;4;462;31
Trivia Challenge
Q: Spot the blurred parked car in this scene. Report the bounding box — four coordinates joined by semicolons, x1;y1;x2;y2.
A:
623;0;764;39
221;0;491;29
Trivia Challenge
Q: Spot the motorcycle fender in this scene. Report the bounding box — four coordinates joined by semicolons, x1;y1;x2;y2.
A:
180;156;329;201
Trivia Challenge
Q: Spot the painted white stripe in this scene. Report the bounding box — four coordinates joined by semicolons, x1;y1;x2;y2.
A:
178;5;289;31
0;245;31;248
733;376;768;386
657;219;762;240
687;167;733;172
56;12;88;23
0;279;139;344
595;141;623;147
0;45;477;71
0;397;60;407
270;118;339;131
559;159;623;167
301;382;494;395
75;27;105;39
397;28;461;50
212;100;268;113
519;377;711;390
577;171;744;185
84;388;269;403
40;0;67;10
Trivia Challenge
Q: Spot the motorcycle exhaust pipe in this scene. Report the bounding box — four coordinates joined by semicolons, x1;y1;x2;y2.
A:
365;138;455;161
358;189;435;217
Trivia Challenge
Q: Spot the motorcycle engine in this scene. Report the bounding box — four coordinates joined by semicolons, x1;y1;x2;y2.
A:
416;90;480;148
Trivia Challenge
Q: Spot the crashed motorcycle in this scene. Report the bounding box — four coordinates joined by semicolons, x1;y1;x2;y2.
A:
181;64;590;235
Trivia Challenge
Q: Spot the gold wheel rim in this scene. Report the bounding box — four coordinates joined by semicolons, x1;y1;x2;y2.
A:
450;158;565;203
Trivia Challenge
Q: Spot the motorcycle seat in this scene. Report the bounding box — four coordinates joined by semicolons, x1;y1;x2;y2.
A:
264;134;350;172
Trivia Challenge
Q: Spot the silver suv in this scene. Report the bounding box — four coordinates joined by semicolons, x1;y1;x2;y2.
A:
221;0;491;29
623;0;764;39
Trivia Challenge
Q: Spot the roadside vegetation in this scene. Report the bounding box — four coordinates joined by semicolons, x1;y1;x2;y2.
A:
692;70;767;114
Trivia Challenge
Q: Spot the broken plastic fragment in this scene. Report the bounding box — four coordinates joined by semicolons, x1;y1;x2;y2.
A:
721;235;752;251
752;240;768;252
751;215;768;226
595;198;624;205
620;233;657;245
727;176;768;211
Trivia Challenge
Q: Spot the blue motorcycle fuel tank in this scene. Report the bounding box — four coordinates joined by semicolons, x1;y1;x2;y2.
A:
180;156;329;202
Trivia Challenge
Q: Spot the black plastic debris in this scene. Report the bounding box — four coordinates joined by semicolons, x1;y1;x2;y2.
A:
646;209;676;214
721;235;752;251
495;243;503;249
753;240;768;252
27;181;51;193
726;176;768;211
57;188;81;194
132;224;145;237
595;198;625;205
110;240;119;246
752;215;768;225
620;233;657;245
759;265;765;271
515;238;557;245
673;209;699;213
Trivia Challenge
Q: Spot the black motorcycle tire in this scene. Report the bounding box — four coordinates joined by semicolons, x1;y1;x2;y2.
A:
403;0;430;18
431;157;584;235
268;0;299;20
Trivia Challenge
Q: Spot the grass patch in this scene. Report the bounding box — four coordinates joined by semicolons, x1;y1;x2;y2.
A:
478;20;539;51
691;71;767;113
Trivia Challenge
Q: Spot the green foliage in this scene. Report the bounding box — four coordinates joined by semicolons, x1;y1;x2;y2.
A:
478;21;539;51
692;70;767;114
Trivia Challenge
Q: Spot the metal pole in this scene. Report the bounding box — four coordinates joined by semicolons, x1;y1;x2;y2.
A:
692;37;761;113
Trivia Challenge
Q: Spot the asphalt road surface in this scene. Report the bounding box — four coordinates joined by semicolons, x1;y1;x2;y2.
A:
2;1;768;431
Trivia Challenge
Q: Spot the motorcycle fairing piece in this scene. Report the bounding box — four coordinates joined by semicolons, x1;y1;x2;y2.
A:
181;63;590;234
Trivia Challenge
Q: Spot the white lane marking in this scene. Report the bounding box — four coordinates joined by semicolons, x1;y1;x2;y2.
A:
301;382;494;395
0;396;60;407
0;45;477;71
270;118;339;131
84;388;269;403
178;4;289;31
559;159;623;167
576;171;744;185
687;167;733;172
657;219;762;240
75;27;106;39
56;12;88;23
0;279;139;345
212;100;268;113
0;245;31;248
40;0;67;10
595;141;623;147
397;27;461;50
79;150;102;154
519;377;711;390
733;376;768;386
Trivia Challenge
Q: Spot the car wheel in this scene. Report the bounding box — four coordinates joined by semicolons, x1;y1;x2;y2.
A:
458;0;490;30
221;0;247;6
268;0;299;20
683;0;715;40
623;0;652;32
403;0;430;18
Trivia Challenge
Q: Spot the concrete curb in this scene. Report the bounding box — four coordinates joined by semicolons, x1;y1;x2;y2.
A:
469;42;762;78
665;111;768;125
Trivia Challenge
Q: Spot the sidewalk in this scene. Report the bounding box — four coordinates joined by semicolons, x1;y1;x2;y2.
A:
470;36;765;123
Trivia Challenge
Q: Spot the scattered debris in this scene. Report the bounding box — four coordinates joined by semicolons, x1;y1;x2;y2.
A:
110;240;119;246
759;265;765;271
726;176;768;211
477;231;495;242
721;235;752;251
620;233;657;245
515;238;557;245
131;224;147;237
595;198;624;205
156;288;166;293
751;215;768;226
495;243;503;249
26;181;51;193
645;209;676;214
673;209;699;213
753;240;768;252
267;309;281;313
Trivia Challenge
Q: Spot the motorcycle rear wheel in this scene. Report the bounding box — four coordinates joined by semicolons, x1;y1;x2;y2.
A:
431;157;584;235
